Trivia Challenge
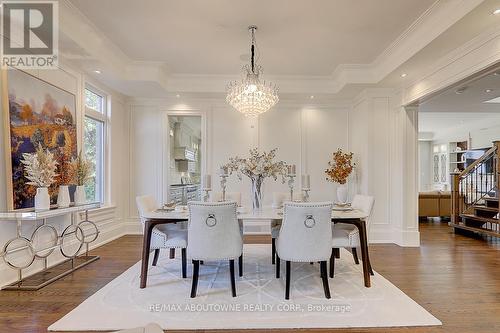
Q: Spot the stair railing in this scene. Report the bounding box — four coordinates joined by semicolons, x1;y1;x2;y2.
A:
451;141;500;225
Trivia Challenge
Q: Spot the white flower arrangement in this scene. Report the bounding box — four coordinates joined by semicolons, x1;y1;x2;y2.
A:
20;144;58;188
223;148;288;183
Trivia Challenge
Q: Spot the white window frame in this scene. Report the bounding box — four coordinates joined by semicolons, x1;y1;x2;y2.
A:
84;84;108;204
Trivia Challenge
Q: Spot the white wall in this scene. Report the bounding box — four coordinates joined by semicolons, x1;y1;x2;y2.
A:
418;141;432;191
0;65;130;287
127;99;349;233
349;90;420;246
128;94;420;246
432;119;500;149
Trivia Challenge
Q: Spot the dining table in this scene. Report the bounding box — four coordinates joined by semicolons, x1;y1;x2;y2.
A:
139;206;373;289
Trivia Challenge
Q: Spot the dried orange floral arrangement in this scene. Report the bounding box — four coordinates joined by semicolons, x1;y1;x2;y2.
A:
325;148;355;184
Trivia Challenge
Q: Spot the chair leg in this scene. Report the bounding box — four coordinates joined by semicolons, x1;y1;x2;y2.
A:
181;248;187;278
329;249;335;278
190;260;200;298
334;248;340;259
238;255;243;277
352;247;360;265
285;261;291;300
271;238;276;265
310;262;314;265
229;259;236;297
276;254;280;278
152;249;160;266
320;261;331;299
369;260;374;276
169;248;175;259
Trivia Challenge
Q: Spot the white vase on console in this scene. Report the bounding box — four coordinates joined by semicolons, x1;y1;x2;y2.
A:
336;184;348;204
35;187;50;211
74;185;87;206
57;185;70;208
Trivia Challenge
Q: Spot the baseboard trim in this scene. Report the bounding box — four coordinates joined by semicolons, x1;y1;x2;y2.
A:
393;229;420;247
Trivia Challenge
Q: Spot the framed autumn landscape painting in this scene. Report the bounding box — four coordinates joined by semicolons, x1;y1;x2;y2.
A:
2;69;78;210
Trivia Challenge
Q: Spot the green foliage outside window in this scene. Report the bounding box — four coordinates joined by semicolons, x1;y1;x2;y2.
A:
84;117;98;201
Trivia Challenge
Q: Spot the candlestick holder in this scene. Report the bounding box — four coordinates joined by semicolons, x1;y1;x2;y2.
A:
220;174;228;201
203;189;211;202
287;174;296;201
302;188;310;202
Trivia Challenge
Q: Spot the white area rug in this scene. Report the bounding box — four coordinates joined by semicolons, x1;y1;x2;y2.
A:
49;245;441;331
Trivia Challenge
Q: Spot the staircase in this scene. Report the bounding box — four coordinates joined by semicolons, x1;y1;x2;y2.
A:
451;141;500;237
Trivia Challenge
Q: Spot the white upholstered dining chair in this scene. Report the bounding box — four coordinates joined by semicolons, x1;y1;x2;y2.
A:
136;195;187;278
187;201;243;298
211;191;244;235
330;194;375;278
275;202;333;300
270;191;298;264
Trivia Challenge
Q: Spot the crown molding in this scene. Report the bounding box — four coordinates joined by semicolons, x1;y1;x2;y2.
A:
59;0;484;97
403;23;500;105
331;0;485;87
127;95;353;110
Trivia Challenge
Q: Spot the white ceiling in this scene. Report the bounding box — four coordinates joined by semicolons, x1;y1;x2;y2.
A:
418;69;500;138
380;0;500;88
419;112;500;134
58;0;492;99
68;0;435;76
419;70;500;113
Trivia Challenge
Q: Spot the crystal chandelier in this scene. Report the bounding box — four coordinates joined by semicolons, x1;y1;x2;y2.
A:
226;26;279;117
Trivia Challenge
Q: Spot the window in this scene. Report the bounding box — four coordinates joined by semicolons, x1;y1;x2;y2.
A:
84;86;107;203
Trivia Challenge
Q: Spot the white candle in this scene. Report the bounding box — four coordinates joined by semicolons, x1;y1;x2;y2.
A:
287;164;296;176
203;174;211;190
302;174;310;189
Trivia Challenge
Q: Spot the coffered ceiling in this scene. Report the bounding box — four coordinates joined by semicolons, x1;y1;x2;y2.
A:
58;0;491;98
68;0;434;76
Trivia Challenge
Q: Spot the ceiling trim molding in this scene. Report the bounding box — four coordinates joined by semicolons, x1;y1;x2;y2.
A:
127;96;353;110
331;0;485;87
59;0;131;74
60;0;484;97
403;24;500;105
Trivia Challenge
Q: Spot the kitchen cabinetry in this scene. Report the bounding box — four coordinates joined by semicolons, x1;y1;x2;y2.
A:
169;184;201;205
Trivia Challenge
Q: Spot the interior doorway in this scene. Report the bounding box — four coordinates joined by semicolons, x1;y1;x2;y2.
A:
416;65;500;234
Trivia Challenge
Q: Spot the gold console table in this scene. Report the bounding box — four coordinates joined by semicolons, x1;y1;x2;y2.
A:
0;203;101;290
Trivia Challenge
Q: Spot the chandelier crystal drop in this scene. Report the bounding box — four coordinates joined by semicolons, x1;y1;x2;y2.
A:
226;26;279;117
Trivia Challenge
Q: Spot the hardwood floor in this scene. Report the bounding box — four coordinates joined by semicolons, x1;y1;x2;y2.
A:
0;220;499;333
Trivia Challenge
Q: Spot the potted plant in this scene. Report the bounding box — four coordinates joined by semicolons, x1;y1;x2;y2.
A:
325;148;355;204
70;150;92;205
223;148;287;209
20;144;58;211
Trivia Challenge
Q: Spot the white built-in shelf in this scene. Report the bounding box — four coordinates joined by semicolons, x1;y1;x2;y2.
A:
0;202;101;221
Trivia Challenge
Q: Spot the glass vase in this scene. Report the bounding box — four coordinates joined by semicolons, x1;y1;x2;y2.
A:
251;177;263;210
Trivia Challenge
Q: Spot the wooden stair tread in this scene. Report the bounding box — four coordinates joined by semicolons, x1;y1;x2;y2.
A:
473;206;499;212
451;223;500;237
483;197;499;202
460;213;499;224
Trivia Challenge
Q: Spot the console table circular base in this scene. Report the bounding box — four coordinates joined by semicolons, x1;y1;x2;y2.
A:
0;203;101;291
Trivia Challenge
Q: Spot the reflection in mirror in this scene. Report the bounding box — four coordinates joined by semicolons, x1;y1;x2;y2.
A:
168;116;202;205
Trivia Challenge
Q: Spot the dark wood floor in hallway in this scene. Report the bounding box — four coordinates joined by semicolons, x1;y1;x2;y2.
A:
0;220;499;333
